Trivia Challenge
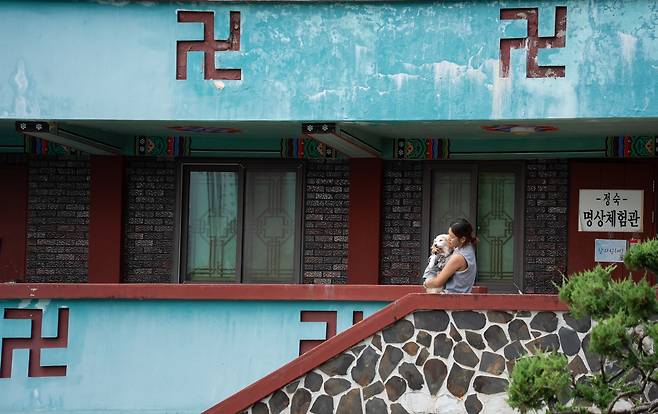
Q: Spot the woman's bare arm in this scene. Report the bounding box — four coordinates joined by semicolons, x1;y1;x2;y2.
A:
423;253;467;288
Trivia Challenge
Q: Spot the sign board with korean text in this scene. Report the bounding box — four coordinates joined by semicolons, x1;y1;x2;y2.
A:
578;190;643;232
594;239;627;263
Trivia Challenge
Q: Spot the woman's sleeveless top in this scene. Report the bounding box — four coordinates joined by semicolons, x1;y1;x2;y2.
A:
444;244;477;293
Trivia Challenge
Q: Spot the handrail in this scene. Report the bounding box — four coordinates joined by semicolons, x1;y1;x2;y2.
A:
0;283;489;300
0;283;423;301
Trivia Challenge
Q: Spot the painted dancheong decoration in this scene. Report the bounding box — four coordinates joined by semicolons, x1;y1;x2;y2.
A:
481;124;558;134
281;138;339;159
24;137;78;157
168;126;241;134
394;139;449;160
606;136;658;158
135;136;190;157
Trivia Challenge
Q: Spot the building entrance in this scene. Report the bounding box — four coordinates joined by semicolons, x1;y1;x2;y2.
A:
568;160;656;283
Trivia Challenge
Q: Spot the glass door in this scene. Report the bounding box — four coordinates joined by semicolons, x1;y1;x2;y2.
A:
425;163;523;293
476;171;517;292
429;169;476;239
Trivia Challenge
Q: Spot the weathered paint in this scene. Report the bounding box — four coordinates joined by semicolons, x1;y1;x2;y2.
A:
0;298;387;413
0;288;545;413
0;1;657;121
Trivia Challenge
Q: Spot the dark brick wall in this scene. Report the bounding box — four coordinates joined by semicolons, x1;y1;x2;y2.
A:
122;158;177;283
26;156;90;282
302;160;349;284
524;159;569;293
380;160;571;291
5;153;572;289
0;153;26;165
380;161;423;285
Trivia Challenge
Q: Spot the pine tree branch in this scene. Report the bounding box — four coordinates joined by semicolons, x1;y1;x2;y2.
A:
602;355;609;385
649;374;658;386
607;369;650;414
610;365;630;383
638;326;649;358
623;341;645;367
610;368;628;383
611;398;658;413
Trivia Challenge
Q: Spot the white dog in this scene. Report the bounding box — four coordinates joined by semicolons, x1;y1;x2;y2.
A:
422;234;453;293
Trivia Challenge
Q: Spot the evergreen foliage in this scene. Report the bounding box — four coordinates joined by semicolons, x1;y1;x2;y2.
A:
625;239;658;275
507;240;658;414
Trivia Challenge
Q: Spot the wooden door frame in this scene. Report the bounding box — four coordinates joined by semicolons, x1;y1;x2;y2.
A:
421;161;525;293
0;164;28;282
178;159;305;284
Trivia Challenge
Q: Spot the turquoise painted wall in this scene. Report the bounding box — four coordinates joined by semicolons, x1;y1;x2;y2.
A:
0;299;386;413
0;1;656;121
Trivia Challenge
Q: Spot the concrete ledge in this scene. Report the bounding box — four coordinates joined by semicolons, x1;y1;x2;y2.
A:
0;283;427;301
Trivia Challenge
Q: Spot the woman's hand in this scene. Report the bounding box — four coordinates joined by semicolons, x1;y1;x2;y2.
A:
426;253;467;288
424;276;440;289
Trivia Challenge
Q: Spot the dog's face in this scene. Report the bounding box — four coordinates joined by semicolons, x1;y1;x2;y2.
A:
432;234;453;256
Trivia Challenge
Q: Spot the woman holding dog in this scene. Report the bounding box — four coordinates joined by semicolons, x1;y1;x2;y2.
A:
423;218;478;293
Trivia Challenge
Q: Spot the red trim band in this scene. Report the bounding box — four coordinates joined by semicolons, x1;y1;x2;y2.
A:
0;283;424;301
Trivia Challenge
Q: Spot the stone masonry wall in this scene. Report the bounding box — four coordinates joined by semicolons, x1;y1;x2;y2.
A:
303;160;350;284
26;156;90;282
524;160;569;293
122;157;177;283
380;162;423;285
245;309;596;414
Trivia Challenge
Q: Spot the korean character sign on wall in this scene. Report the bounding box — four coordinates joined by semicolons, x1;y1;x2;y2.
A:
578;190;643;232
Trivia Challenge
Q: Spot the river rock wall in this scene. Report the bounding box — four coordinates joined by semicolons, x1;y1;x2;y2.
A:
243;309;593;414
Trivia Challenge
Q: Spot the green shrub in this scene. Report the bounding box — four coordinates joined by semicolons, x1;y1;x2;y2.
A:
507;352;570;413
507;240;658;414
625;239;658;275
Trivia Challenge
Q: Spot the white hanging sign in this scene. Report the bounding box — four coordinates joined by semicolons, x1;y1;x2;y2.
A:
578;189;643;232
594;239;627;262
